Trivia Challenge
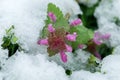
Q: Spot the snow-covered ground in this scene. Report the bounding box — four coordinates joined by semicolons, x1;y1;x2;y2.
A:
0;0;120;80
1;52;69;80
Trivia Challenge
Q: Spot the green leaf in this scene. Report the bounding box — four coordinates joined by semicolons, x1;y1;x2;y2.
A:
42;3;69;38
79;2;100;30
8;43;19;57
89;55;97;63
113;17;120;26
53;18;69;31
1;37;11;49
97;44;113;59
1;26;20;57
6;25;14;35
11;35;18;44
47;3;64;20
47;3;69;29
69;25;94;49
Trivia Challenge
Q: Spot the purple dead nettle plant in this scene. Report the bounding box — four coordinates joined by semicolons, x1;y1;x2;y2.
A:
87;32;111;59
38;12;81;63
93;32;111;45
37;10;111;63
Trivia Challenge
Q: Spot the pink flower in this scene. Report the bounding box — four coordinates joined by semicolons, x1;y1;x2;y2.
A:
48;12;56;22
48;24;55;32
47;28;74;63
37;39;48;45
66;32;77;41
60;51;67;63
93;32;111;45
93;32;103;45
65;44;72;52
93;39;102;46
48;28;66;52
70;19;81;26
101;33;111;40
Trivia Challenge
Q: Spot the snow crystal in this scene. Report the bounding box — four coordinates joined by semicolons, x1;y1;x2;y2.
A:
1;52;68;80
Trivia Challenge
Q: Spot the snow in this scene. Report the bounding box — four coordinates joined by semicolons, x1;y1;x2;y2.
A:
71;70;108;80
70;55;120;80
1;52;69;80
101;55;120;74
0;73;3;80
0;48;8;66
113;45;120;55
101;55;120;80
